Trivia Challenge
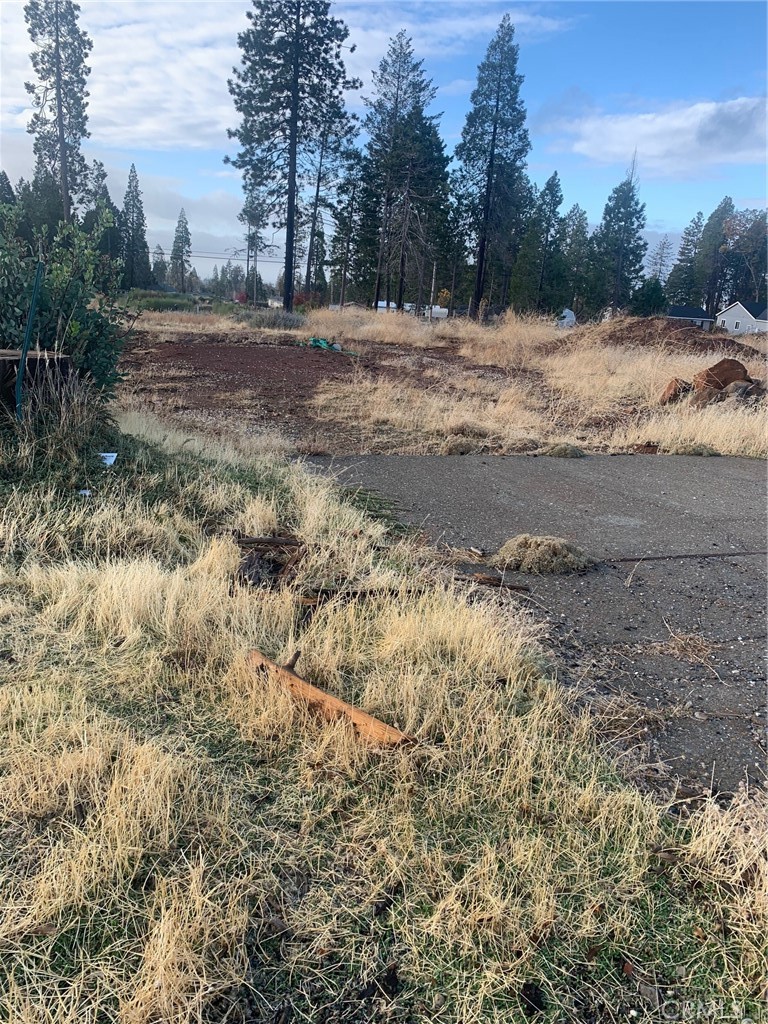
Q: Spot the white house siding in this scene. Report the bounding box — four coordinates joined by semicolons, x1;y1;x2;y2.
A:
717;304;768;335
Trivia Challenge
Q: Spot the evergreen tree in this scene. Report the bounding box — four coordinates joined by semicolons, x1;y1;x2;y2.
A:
227;0;360;312
629;276;666;316
723;209;767;305
187;267;202;294
81;160;122;262
0;171;15;205
647;234;674;283
170;208;191;292
239;186;271;305
15;159;65;246
209;264;220;297
24;0;92;221
360;31;447;309
455;15;530;316
301;112;357;295
665;211;704;306
509;172;566;311
697;197;735;316
588;167;647;314
558;204;591;315
152;245;168;287
120;163;151;290
328;148;366;305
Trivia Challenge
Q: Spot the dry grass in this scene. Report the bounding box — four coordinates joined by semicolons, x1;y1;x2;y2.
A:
136;310;244;336
301;312;768;457
609;403;768;459
128;309;767;458
313;369;548;453
2;407;765;1020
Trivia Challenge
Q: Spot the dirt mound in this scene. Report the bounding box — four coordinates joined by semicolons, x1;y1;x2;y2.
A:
573;317;761;356
489;534;596;574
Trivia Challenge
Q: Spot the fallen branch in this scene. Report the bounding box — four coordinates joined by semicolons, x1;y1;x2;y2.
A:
233;534;303;548
247;650;414;748
466;572;531;593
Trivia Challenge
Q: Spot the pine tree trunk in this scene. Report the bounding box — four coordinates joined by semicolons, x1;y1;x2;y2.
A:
448;258;457;316
304;132;327;294
470;69;502;318
283;2;302;312
53;0;71;222
339;180;357;307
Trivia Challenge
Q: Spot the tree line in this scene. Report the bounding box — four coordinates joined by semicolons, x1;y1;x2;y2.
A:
3;0;766;319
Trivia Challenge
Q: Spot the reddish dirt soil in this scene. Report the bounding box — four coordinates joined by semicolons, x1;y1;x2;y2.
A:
122;332;367;439
120;330;506;451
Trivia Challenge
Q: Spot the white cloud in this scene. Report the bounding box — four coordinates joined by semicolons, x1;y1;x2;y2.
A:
438;78;475;98
1;2;571;152
548;97;767;178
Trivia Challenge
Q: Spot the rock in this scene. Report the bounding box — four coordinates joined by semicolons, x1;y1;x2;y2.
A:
722;380;767;405
688;386;720;409
692;358;752;392
659;377;692;405
721;380;753;398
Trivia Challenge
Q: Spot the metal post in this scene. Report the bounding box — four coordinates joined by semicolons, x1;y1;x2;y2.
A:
16;256;45;421
428;261;436;322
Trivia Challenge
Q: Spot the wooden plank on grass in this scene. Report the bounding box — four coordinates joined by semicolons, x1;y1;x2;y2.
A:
247;649;413;748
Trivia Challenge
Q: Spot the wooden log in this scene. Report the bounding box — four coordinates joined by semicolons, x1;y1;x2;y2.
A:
233;535;303;548
247;649;414;748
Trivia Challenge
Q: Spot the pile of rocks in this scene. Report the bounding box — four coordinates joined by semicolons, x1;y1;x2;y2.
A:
659;358;766;408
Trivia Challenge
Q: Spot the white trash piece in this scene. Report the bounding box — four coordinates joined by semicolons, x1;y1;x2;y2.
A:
556;308;576;329
99;452;117;467
78;489;92;497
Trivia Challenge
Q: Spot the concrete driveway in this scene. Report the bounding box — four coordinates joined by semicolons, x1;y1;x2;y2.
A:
307;454;767;794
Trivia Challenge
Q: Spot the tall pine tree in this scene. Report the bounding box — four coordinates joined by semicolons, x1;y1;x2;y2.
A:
558;204;591;315
152;245;168;288
455;15;530;316
170;208;191;293
227;0;360;312
588;166;647;314
121;164;151;290
361;31;447;309
697;197;735;317
723;209;767;306
24;0;92;222
665;211;704;306
0;172;15;205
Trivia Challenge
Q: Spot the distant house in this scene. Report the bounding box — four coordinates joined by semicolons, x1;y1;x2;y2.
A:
715;301;768;335
666;305;714;330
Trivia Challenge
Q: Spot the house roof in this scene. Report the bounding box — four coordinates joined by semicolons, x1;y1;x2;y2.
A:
667;305;711;320
717;301;768;320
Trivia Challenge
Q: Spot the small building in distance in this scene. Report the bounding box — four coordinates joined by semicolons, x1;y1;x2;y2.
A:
715;301;768;335
666;305;714;330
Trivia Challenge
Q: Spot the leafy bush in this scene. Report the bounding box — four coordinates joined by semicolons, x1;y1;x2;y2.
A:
232;306;305;330
0;204;129;391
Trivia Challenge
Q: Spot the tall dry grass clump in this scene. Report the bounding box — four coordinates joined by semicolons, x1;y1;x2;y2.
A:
1;407;765;1020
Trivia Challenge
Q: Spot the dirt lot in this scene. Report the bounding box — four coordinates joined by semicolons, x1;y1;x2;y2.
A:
120;328;515;453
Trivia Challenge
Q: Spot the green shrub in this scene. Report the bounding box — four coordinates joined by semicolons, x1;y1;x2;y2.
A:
0;204;127;392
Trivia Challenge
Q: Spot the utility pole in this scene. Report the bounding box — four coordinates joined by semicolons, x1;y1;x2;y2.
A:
428;260;436;322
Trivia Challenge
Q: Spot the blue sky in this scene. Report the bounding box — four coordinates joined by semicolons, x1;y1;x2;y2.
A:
1;1;765;282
